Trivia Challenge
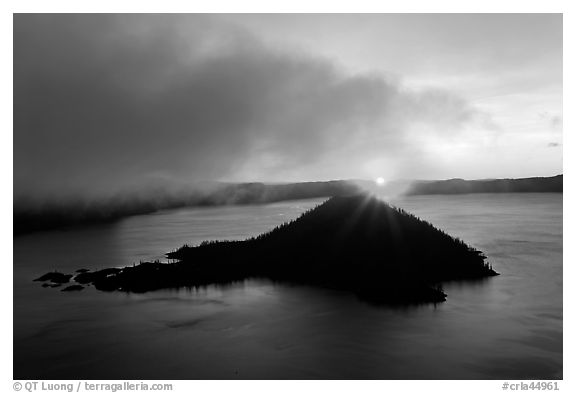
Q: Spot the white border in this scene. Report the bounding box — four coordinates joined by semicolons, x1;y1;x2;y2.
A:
3;2;572;392
2;0;569;13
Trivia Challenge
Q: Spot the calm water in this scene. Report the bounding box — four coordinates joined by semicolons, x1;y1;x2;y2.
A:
13;194;562;379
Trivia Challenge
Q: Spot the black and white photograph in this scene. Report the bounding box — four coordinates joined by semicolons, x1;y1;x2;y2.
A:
10;7;568;386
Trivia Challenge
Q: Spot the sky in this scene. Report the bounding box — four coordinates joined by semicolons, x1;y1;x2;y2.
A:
13;14;562;199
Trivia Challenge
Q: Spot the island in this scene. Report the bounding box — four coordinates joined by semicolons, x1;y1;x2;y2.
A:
35;193;498;305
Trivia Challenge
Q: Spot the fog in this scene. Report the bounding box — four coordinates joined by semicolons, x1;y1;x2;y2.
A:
14;14;493;201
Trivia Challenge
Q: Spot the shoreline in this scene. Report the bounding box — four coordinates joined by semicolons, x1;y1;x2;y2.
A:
35;194;498;305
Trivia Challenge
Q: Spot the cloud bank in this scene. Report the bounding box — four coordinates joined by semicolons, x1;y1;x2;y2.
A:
14;14;489;200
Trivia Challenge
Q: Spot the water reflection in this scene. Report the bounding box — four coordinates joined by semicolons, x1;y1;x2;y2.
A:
14;194;562;379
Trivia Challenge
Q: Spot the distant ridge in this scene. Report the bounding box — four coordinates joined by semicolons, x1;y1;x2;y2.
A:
406;174;562;195
14;175;562;235
38;194;498;305
14;180;359;235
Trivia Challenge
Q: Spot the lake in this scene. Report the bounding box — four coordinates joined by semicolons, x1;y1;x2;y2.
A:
13;193;562;379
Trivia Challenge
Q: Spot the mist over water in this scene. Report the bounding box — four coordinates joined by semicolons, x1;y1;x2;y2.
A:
13;194;561;379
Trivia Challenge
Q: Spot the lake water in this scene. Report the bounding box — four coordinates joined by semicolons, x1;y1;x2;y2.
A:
13;193;562;379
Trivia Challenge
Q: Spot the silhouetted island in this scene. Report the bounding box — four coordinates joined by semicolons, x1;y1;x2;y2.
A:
36;194;498;305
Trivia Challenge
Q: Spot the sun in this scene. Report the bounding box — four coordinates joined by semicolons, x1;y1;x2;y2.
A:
375;177;386;186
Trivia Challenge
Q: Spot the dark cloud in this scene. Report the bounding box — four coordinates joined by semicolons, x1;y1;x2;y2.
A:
14;14;486;200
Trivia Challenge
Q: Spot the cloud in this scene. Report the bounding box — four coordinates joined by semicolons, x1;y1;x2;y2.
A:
539;112;563;131
14;14;490;200
550;115;562;129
